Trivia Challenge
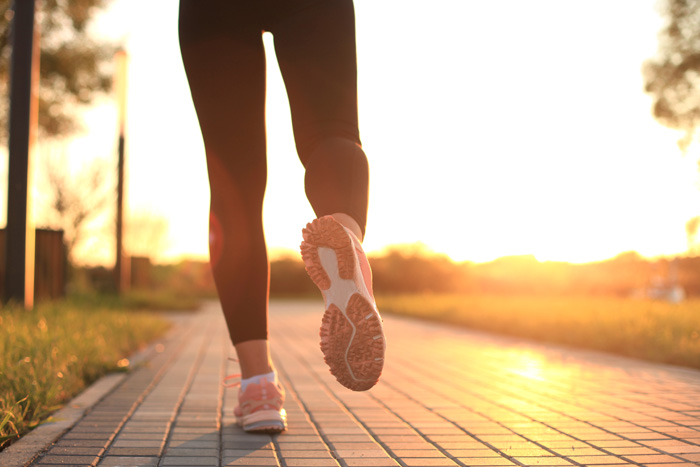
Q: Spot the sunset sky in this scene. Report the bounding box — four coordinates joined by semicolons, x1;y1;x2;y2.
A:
2;0;700;265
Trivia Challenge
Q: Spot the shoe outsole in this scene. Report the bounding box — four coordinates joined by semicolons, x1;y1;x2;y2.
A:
301;216;385;391
319;295;384;390
300;217;355;288
240;422;286;434
237;409;287;434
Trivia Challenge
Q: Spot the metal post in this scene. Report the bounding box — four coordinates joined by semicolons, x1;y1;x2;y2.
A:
116;133;127;292
5;0;38;308
114;49;129;293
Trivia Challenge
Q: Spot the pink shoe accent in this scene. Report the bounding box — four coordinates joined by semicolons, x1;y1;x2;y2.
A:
355;245;374;297
300;216;385;391
230;376;287;433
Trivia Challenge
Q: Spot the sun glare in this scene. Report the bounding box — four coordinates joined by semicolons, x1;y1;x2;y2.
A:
508;353;547;382
5;0;697;268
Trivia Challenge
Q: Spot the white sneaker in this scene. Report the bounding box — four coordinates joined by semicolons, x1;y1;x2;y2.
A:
300;215;385;391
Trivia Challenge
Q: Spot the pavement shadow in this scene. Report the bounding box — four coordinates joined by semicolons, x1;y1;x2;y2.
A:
162;423;276;466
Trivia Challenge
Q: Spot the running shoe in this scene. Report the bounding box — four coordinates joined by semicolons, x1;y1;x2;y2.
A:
300;215;385;391
225;374;287;433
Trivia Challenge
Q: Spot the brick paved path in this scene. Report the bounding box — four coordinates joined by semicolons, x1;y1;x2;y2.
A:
27;300;700;467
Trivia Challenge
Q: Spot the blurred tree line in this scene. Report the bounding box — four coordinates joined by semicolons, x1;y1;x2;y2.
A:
271;248;700;298
61;247;700;299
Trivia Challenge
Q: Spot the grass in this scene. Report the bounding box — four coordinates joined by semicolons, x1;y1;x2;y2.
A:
69;289;202;312
0;296;173;450
377;293;700;369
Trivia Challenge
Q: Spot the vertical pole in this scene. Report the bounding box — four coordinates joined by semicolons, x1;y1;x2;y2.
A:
114;49;129;293
5;0;39;308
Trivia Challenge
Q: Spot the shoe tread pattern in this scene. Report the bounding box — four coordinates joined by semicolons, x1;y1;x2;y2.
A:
320;294;384;391
301;217;355;289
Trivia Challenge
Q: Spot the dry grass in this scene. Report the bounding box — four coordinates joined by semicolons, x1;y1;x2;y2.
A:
377;294;700;368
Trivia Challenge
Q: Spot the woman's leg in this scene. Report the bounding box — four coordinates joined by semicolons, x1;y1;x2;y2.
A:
270;0;370;235
268;0;385;391
178;1;273;377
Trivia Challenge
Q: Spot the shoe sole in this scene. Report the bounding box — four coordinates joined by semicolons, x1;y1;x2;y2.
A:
301;216;385;391
237;409;287;434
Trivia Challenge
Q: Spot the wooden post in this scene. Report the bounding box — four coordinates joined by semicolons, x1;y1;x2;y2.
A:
114;49;129;293
4;0;39;308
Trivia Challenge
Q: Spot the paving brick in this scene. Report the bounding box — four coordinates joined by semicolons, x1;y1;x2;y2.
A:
500;448;554;457
588;440;641;448
168;439;219;449
400;458;460;466
372;435;429;443
339;459;399;467
651;444;700;454
62;432;113;440
277;442;329;451
455;458;516;466
55;439;111;448
276;435;325;442
223;449;277;458
539;440;595;448
604;447;659;455
114;433;166;440
221;458;279;466
161;456;219;465
170;433;219;441
164;447;219;456
99;457;159;466
512;457;574;466
623;454;686;463
107;447;161;456
333;449;388;458
279;450;334;458
111;440;163;448
567;455;630;464
224;442;273;450
383;443;437;452
284;459;340;466
679;453;700;461
46;446;104;456
36;454;99;464
34;464;94;467
328;442;383;450
444;449;502;457
71;423;119;433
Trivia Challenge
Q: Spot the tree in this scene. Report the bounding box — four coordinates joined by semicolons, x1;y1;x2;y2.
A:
0;0;113;143
644;0;700;150
37;148;112;263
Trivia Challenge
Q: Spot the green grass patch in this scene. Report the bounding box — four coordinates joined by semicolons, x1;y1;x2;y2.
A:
68;290;202;312
0;299;171;450
377;294;700;369
120;290;201;311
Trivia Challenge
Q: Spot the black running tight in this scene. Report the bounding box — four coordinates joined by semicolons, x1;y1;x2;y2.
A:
178;0;369;344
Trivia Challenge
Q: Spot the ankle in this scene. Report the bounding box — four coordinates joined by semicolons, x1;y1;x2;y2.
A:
331;213;363;242
240;366;274;380
234;339;274;379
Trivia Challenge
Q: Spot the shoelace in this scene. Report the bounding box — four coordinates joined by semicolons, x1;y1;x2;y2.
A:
223;357;241;389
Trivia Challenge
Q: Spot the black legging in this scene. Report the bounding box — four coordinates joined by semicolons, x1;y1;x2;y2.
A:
179;0;369;344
